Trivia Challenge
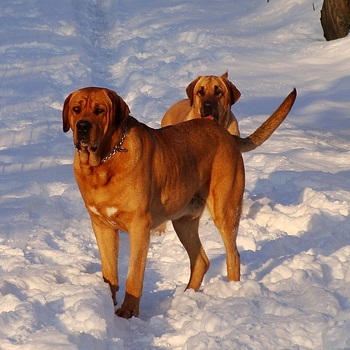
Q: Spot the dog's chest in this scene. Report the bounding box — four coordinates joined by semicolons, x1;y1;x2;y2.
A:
83;185;131;231
75;166;132;229
87;203;121;228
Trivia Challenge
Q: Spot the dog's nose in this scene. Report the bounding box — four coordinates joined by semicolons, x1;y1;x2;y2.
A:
76;120;92;133
203;100;214;114
203;101;213;109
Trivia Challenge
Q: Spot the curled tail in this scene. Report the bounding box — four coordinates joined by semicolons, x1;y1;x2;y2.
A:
237;88;297;153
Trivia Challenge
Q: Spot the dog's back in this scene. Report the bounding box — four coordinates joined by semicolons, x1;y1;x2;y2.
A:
161;99;191;127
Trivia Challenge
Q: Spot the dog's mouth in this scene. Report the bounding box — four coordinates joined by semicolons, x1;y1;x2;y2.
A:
201;113;218;122
75;139;98;153
203;115;215;121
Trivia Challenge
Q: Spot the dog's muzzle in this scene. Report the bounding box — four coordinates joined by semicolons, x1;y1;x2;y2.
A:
75;120;96;150
201;100;219;121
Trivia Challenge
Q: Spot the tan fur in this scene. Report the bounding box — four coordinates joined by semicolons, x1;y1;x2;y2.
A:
63;87;296;319
161;72;241;135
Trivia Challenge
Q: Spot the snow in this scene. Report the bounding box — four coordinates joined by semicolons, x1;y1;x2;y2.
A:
0;0;349;348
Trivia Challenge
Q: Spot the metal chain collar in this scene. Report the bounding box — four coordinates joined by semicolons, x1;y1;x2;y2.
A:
101;127;128;164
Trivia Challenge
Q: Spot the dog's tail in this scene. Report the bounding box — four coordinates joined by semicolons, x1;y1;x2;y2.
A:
237;88;297;153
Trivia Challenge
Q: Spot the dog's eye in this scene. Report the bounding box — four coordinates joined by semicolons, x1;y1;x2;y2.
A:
94;108;105;115
198;87;205;96
214;86;222;96
72;106;81;113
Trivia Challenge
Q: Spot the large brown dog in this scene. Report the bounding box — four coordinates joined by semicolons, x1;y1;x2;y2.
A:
63;87;296;318
161;72;241;135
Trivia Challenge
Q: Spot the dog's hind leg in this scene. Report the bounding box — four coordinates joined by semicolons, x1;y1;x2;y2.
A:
207;158;245;282
172;216;210;291
212;204;242;282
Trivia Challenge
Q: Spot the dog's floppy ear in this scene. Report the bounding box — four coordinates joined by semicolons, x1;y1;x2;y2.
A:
62;93;72;132
107;89;130;129
221;72;241;106
186;77;201;106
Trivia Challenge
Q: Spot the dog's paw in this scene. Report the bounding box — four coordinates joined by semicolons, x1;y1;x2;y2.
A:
115;307;136;319
115;292;140;319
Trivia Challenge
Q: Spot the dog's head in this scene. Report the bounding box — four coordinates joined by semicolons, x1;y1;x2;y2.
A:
186;72;241;122
62;87;130;166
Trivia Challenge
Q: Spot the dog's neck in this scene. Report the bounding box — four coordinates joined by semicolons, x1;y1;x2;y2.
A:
101;126;128;164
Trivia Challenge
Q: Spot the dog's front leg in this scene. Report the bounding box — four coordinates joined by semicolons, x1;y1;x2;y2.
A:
91;220;119;306
116;227;150;319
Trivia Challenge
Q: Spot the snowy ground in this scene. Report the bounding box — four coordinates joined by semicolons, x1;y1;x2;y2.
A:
0;0;350;349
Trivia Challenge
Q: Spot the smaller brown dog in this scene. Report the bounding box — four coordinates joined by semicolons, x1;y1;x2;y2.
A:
155;72;241;234
161;72;241;135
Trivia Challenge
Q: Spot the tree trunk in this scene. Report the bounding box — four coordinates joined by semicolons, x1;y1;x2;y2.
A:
320;0;350;41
